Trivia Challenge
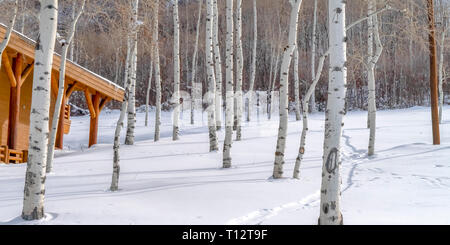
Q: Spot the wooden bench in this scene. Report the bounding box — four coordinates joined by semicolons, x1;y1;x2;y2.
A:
0;145;8;163
0;146;28;164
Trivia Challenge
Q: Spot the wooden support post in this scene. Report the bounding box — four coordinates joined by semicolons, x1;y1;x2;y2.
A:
55;91;66;149
8;53;23;150
20;62;34;85
88;92;101;147
427;0;440;145
1;52;17;87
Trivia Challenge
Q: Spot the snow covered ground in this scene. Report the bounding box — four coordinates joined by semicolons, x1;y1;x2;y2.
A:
1;106;450;225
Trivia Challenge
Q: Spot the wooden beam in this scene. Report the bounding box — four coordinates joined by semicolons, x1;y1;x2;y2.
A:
1;52;17;87
55;93;66;149
50;72;59;97
20;62;34;86
7;54;24;149
89;92;101;147
66;81;78;98
99;97;111;112
84;89;96;119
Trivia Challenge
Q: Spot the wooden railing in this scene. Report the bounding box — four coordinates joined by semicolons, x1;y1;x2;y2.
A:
0;145;28;164
64;104;71;134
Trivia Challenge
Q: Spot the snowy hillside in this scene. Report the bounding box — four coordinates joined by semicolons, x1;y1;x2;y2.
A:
1;107;450;225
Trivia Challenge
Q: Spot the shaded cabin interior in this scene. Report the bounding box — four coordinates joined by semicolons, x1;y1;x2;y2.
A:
0;24;124;164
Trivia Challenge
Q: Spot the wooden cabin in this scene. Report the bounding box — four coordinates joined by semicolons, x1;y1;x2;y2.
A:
0;24;124;164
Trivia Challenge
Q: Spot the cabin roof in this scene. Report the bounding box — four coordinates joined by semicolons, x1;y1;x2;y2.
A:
0;23;124;102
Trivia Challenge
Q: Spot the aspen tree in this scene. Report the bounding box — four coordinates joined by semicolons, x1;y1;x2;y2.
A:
145;61;153;127
206;0;219;151
235;0;243;140
223;0;234;168
190;0;203;125
173;0;181;140
247;0;257;122
213;0;223;130
154;0;162;142
318;0;346;225
47;0;86;173
0;0;18;68
310;0;318;113
22;0;58;221
125;0;140;145
294;47;301;121
272;0;303;179
293;51;329;179
439;17;448;123
367;0;383;156
111;0;140;192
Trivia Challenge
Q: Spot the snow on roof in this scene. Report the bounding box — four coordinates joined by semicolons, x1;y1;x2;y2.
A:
0;22;124;91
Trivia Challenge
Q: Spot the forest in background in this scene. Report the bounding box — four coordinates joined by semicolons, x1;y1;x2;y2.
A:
1;0;448;112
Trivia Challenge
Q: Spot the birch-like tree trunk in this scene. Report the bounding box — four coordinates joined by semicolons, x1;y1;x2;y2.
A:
190;0;203;125
22;0;58;221
172;0;181;140
69;1;75;61
268;45;280;120
272;0;303;179
247;0;257;122
439;24;448;123
125;0;139;145
235;0;243;140
318;0;346;225
0;0;19;69
223;0;234;168
294;47;301;121
213;0;223;130
111;38;135;192
145;61;153;127
367;1;383;156
154;0;162;142
206;0;219;151
111;0;140;191
46;0;86;174
309;0;318;113
293;51;329;179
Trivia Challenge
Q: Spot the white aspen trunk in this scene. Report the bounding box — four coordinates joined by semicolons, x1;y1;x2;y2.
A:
310;0;318;113
0;0;19;69
22;0;58;221
111;39;135;192
272;0;303;179
247;0;257;122
294;46;301;121
206;0;219;151
125;0;139;145
213;0;223;130
439;26;447;123
154;0;162;142
190;0;203;125
223;0;234;168
69;1;75;61
145;61;153;127
366;1;374;129
19;0;25;34
368;1;383;156
46;0;86;174
267;44;274;117
173;0;181;140
293;51;329;179
269;46;281;120
318;0;346;225
235;0;243;140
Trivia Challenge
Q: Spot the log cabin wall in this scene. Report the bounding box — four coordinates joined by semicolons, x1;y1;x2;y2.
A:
0;23;124;163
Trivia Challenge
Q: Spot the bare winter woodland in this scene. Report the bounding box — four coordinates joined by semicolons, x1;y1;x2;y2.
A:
0;0;449;225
